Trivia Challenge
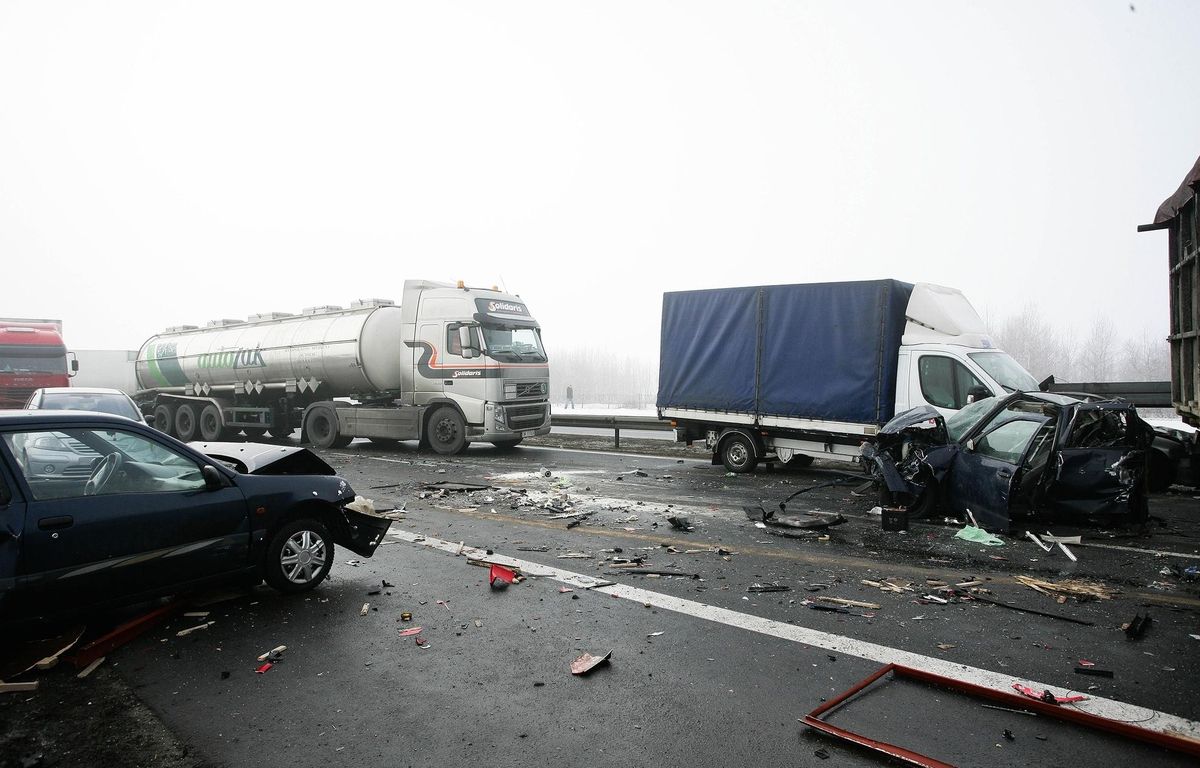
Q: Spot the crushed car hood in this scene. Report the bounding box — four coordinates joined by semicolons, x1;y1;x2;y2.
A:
190;442;337;475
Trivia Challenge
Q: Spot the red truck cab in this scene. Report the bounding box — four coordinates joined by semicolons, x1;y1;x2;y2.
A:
0;319;77;408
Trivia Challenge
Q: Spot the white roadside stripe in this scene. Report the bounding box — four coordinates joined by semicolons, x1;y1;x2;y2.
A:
388;527;1200;741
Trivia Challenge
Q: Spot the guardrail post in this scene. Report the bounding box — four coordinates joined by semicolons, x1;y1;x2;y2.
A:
614;425;620;448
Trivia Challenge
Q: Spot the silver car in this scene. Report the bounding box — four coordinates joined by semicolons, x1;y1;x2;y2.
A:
20;387;146;479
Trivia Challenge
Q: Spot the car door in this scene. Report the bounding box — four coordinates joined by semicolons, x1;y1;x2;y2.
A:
2;425;251;612
944;414;1048;530
0;457;26;618
1038;403;1151;522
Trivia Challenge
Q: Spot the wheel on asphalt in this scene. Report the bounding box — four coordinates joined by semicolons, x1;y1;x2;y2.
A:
263;519;333;593
304;406;341;449
427;405;467;455
490;438;523;450
153;404;175;435
199;404;226;441
721;433;758;473
880;476;938;519
242;427;267;440
174;404;198;442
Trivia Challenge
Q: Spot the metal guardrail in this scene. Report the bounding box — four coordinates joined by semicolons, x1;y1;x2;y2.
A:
1047;381;1171;408
550;381;1175;447
549;413;672;447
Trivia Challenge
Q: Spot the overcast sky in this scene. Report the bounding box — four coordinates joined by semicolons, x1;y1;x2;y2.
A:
1;1;1196;358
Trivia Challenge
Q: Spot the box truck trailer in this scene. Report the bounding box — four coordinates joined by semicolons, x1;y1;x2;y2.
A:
657;279;1042;472
134;280;550;454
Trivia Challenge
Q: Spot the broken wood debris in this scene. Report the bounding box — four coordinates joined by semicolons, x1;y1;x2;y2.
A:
1015;575;1116;601
570;650;612;675
748;583;792;593
812;596;882;610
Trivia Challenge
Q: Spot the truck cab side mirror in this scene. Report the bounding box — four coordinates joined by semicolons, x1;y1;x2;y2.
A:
68;352;79;376
966;385;990;404
458;325;477;359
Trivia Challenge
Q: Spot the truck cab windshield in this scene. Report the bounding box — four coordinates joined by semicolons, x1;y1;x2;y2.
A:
967;351;1039;393
0;348;68;374
481;325;546;363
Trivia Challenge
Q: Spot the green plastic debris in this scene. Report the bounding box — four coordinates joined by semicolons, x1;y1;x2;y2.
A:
954;525;1004;546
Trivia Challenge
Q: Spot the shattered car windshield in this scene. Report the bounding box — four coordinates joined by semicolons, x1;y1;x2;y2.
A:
482;325;546;362
967;351;1039;393
945;396;998;442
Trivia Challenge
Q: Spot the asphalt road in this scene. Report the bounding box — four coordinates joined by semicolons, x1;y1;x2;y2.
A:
13;438;1200;767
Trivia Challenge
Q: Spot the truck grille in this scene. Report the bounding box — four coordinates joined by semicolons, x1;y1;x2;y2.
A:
504;381;547;400
505;403;547;428
0;387;35;408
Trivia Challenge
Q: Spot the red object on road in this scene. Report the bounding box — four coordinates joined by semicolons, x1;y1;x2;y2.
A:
490;563;516;587
1012;683;1086;704
255;662;273;674
398;627;424;637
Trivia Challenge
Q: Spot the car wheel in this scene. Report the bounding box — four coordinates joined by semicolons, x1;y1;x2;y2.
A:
427;406;466;455
721;433;758;473
199;404;226;441
174;404;198;441
264;519;334;593
153;404;175;435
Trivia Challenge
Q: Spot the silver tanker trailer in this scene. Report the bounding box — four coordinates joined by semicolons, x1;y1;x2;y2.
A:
134;279;551;454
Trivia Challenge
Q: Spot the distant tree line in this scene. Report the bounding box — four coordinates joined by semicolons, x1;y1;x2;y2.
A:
548;346;658;408
992;303;1169;384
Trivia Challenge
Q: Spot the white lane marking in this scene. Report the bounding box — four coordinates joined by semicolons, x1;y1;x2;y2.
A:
388;528;1200;740
1070;542;1200;561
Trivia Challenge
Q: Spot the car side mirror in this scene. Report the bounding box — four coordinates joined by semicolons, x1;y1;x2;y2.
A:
1038;375;1055;393
202;464;226;491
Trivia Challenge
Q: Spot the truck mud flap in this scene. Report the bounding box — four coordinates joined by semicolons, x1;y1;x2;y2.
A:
331;506;394;557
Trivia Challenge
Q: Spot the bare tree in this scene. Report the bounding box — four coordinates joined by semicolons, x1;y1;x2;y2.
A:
1080;316;1118;382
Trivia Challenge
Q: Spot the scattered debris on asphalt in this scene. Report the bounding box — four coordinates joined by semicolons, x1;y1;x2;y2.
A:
954;525;1004;546
1015;575;1116;601
570;650;612;675
398;627;423;637
667;515;694;531
1074;667;1114;678
1012;683;1086;704
1123;612;1153;639
257;645;287;662
748;583;792;593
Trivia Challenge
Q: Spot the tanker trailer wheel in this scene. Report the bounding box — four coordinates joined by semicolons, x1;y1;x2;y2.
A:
304;405;352;449
427;406;466;455
175;404;199;441
720;432;758;473
153;404;176;436
199;404;227;442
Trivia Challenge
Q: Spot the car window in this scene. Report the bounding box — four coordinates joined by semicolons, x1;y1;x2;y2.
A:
41;392;141;421
918;355;986;411
973;419;1043;465
2;428;205;500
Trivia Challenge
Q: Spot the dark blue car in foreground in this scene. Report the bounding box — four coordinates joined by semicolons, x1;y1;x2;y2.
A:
0;410;391;623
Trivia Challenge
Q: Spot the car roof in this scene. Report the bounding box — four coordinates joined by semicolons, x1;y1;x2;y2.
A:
0;409;144;426
34;387;132;396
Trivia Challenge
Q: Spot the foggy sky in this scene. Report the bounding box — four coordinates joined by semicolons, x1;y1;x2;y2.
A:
1;1;1196;360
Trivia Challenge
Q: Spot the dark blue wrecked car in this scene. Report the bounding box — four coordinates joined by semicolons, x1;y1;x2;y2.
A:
0;410;391;624
862;392;1153;532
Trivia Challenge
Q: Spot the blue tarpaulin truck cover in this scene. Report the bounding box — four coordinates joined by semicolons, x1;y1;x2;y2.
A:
657;280;914;425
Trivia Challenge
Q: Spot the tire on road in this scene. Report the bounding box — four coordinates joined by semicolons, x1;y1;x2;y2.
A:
199;404;226;442
174;404;198;442
263;518;333;593
427;405;467;455
720;432;758;473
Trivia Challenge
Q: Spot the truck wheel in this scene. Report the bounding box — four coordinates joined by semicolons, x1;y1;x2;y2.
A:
199;404;226;441
304;406;340;449
428;406;466;455
153;404;175;435
263;519;333;593
175;404;198;441
721;433;758;473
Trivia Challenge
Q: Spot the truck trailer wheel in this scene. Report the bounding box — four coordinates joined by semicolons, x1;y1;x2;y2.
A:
153;404;175;435
305;406;351;449
427;406;467;455
720;433;758;473
199;404;226;441
175;404;199;441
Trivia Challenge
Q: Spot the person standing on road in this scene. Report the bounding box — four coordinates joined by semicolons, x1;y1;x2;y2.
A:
566;384;575;409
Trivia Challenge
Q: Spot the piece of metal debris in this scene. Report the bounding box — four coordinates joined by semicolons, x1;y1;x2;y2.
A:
257;645;286;662
748;584;791;593
570;650;612;675
398;627;424;637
